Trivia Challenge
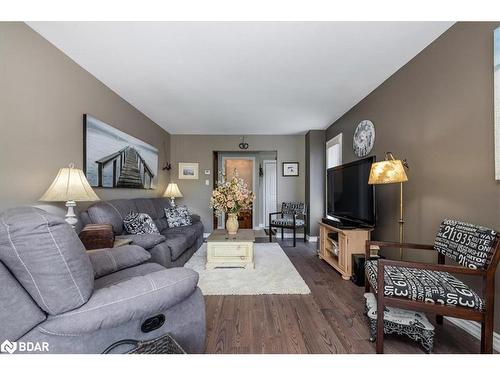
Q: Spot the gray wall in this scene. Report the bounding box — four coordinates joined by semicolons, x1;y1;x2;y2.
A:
326;22;500;332
305;130;325;237
170;135;305;232
0;22;171;213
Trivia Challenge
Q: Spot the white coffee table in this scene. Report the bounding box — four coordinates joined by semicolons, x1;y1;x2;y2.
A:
206;229;255;270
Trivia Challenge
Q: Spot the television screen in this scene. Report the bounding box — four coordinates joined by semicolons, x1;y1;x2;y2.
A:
326;156;375;227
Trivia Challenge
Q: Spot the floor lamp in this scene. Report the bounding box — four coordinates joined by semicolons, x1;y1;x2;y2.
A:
368;152;409;260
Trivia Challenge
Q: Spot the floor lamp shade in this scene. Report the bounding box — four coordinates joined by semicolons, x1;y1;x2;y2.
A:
368;159;408;185
39;165;99;228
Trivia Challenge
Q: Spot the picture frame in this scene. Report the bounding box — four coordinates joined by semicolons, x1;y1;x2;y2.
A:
282;162;299;177
178;162;199;179
83;114;159;189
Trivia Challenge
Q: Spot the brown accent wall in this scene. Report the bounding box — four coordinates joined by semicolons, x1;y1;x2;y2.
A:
326;22;500;332
0;22;171;212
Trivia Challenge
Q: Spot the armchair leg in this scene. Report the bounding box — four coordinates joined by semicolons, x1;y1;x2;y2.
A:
269;227;273;243
293;228;296;247
281;228;284;240
376;295;384;354
481;312;494;354
304;228;306;242
436;315;443;325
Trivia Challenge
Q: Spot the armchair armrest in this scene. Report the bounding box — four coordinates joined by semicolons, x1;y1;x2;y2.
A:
365;240;435;262
269;211;283;217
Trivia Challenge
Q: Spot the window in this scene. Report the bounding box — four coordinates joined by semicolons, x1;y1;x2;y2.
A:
326;133;342;169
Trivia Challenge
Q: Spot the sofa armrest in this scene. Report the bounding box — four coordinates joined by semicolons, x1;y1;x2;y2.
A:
38;268;199;335
87;245;151;278
190;214;201;223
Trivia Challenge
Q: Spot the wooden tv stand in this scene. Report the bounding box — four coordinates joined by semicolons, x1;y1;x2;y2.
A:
318;221;373;280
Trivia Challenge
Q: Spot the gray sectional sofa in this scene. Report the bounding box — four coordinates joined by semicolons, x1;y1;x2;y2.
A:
80;198;204;268
0;207;205;354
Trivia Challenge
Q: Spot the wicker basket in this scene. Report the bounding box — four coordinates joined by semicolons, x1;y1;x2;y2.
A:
102;334;186;354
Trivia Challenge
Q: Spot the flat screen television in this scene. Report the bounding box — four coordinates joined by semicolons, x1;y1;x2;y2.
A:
326;156;376;228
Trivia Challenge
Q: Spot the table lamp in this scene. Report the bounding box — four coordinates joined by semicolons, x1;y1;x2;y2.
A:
163;183;183;206
368;152;409;259
39;163;100;228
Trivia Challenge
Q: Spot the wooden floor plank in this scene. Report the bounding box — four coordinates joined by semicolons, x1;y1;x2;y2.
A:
203;240;483;354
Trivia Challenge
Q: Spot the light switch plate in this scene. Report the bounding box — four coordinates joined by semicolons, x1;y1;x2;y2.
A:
205;179;210;186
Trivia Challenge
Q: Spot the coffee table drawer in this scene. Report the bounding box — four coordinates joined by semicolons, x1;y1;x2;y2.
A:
210;243;250;257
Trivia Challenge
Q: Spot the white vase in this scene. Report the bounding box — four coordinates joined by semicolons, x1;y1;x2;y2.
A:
226;213;239;235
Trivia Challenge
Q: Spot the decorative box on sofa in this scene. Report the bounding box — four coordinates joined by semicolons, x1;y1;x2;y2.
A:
80;198;204;268
0;207;205;354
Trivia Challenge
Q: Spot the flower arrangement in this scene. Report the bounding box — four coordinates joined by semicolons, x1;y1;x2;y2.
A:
210;170;255;215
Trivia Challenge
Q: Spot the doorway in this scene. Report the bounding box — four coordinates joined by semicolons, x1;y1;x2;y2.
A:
222;156;256;229
263;160;277;227
213;151;278;231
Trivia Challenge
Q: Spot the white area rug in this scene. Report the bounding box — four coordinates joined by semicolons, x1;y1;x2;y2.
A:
184;242;311;295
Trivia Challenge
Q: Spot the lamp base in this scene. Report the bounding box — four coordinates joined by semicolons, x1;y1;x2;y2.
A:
170;197;176;207
65;200;78;229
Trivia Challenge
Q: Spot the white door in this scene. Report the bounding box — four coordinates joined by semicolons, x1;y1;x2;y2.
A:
263;160;277;227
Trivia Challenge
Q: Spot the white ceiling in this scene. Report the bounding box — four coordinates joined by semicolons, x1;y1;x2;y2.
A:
28;22;452;135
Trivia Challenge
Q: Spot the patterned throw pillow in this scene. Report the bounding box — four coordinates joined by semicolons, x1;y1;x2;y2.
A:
123;212;159;235
164;206;192;228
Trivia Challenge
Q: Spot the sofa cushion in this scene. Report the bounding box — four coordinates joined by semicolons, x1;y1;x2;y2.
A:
165;206;192;228
115;234;166;250
434;219;497;270
365;260;484;310
0;261;46;341
87;200;138;234
0;207;94;315
87;245;152;279
123;212;159;235
163;234;193;261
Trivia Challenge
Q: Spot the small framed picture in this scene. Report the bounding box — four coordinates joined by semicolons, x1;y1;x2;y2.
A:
178;162;199;179
282;162;299;177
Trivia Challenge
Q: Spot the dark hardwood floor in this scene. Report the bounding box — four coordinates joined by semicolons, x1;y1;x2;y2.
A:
204;239;482;354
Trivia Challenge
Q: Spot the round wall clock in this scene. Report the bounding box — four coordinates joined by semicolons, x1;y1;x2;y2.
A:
353;120;375;157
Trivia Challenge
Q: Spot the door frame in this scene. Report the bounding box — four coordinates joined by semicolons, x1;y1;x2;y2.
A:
262;159;277;227
221;155;257;229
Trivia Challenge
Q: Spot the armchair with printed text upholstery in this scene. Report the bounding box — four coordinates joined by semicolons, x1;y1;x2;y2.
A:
365;219;500;354
269;202;307;247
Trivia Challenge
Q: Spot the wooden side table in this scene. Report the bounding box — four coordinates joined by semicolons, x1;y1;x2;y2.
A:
206;229;255;270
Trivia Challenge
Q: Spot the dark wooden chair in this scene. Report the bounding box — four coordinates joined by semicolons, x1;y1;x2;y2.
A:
364;219;500;354
269;202;307;247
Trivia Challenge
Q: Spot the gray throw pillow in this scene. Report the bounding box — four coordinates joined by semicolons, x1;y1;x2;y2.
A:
123;212;159;235
87;245;152;279
164;206;192;228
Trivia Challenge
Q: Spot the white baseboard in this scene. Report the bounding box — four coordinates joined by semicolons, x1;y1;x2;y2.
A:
445;317;500;352
306;235;318;242
203;232;210;238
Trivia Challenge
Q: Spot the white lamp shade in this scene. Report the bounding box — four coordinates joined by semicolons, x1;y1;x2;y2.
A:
163;183;183;198
39;166;100;202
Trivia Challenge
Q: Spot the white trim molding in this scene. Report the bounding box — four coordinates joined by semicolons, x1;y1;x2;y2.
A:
306;235;318;242
445;317;500;352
